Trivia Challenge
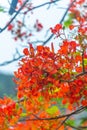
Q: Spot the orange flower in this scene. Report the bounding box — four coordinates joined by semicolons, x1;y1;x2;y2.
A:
50;24;62;34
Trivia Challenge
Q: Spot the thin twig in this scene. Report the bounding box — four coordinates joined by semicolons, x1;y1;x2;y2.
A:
82;49;85;72
19;106;86;121
61;71;87;83
42;0;77;46
28;0;61;11
0;0;29;33
0;0;76;66
65;123;82;130
0;55;24;66
56;116;69;130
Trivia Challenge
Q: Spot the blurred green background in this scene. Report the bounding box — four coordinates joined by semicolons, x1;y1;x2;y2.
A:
0;73;17;97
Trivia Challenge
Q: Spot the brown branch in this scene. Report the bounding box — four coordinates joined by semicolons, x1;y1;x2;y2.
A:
42;0;76;46
19;106;86;122
0;0;29;33
65;123;87;130
28;0;61;11
0;55;24;66
78;126;87;129
56;116;70;130
0;0;76;66
61;71;87;83
65;123;83;130
82;49;85;72
0;0;61;34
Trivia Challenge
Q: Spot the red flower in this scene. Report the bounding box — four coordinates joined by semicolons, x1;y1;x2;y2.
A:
69;25;75;30
8;24;14;31
18;0;23;5
50;24;62;34
34;19;43;32
23;48;29;55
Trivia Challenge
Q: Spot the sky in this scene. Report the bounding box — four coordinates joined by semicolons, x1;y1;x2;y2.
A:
0;0;69;75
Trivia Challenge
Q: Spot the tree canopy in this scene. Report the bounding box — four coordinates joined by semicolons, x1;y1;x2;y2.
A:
0;0;87;129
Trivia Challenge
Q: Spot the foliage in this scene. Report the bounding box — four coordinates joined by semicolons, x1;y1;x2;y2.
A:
0;0;87;130
0;6;4;12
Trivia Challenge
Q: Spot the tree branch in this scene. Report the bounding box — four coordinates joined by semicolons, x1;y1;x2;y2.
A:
82;49;85;72
19;106;86;121
0;0;61;34
0;0;76;66
0;55;23;66
0;0;29;33
61;71;87;83
27;0;61;11
56;116;69;130
65;123;87;130
42;0;76;46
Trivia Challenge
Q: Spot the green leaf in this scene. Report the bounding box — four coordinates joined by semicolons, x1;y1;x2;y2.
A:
0;6;4;12
60;68;68;74
75;51;81;55
84;59;87;66
66;119;76;126
46;106;58;115
38;96;44;102
64;19;72;28
63;13;74;28
20;112;27;117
